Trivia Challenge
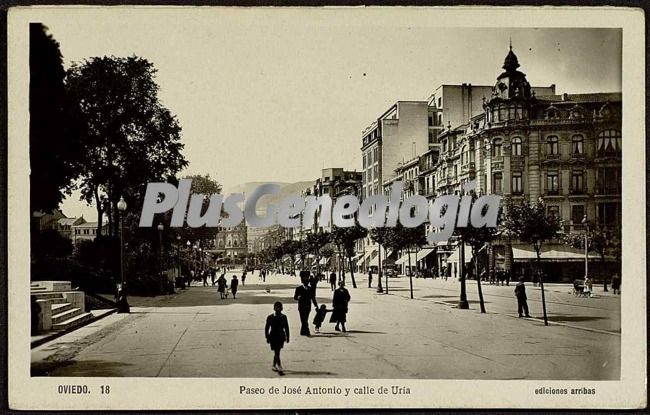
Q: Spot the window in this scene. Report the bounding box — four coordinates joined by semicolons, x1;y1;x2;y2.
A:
512;172;523;194
547;205;560;219
597;130;621;154
438;97;442;108
571;171;584;193
428;115;433;126
461;145;468;165
597;167;621;194
492;138;503;157
493;172;503;194
428;131;434;144
571;205;585;228
363;154;366;169
571;135;584;155
597;202;620;226
438;114;442;125
511;137;522;156
546;172;559;194
547;136;559;155
499;104;506;121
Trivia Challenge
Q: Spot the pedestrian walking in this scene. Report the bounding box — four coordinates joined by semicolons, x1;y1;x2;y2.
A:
241;272;246;286
211;268;216;286
217;274;228;299
230;275;239;299
329;271;337;291
309;273;319;298
514;277;531;318
330;280;351;332
611;273;621;294
265;301;290;374
294;271;318;336
202;270;208;287
368;270;373;288
312;304;331;333
583;276;593;298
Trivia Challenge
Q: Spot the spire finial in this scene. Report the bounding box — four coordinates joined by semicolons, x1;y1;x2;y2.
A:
509;37;512;51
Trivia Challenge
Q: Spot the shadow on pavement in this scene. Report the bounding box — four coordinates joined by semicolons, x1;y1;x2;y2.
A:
281;369;336;376
32;359;132;377
546;315;606;322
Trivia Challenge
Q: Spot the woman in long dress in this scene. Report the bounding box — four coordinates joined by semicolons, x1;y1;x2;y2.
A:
330;280;351;332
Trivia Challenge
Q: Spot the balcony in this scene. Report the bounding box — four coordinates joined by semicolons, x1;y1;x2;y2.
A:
595;186;621;196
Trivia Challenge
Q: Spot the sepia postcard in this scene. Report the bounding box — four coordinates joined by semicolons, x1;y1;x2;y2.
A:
6;5;647;410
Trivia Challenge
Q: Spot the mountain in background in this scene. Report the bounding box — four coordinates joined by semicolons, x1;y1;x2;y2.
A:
224;180;315;214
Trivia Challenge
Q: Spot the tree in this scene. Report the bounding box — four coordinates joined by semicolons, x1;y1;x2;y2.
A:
454;221;499;313
305;232;330;275
391;223;427;299
30;23;80;214
369;227;392;293
563;225;621;291
330;225;367;289
503;198;561;326
66;56;188;237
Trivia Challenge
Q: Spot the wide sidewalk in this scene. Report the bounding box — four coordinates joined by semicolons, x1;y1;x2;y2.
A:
31;270;620;379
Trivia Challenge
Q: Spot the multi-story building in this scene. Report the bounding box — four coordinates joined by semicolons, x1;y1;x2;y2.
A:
72;221;109;244
214;223;248;261
435;46;621;281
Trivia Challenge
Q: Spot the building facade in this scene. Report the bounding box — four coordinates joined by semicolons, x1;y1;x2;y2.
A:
434;46;621;281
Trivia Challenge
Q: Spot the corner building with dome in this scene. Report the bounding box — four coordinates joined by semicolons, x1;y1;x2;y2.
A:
430;46;621;282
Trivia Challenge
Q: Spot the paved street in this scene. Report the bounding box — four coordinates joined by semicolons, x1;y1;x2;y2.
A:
32;270;620;379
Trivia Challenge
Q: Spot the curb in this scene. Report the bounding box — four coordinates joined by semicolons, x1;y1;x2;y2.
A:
31;308;117;349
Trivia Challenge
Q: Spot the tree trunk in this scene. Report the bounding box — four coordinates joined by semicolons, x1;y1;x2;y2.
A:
458;242;469;309
407;247;413;299
536;245;549;326
94;188;104;237
348;255;357;288
474;246;486;313
376;243;384;293
384;246;389;294
601;253;608;291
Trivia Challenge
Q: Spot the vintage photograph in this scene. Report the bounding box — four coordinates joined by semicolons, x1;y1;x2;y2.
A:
7;6;646;410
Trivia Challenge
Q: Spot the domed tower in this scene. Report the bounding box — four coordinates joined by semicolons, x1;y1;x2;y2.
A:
485;43;533;123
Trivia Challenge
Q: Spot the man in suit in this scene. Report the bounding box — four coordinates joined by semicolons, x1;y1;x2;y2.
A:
514;277;531;318
294;271;318;336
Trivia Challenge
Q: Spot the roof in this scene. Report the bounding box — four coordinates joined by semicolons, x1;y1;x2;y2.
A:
535;92;621;104
58;218;80;226
74;221;100;228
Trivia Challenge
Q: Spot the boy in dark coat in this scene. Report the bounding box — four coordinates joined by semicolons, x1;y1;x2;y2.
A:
230;275;239;299
265;301;290;373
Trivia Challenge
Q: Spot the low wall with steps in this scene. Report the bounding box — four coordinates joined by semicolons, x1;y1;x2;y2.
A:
31;281;92;332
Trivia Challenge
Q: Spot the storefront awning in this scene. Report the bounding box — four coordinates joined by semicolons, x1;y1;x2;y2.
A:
512;244;600;262
395;252;419;265
356;248;377;266
318;256;331;265
446;244;473;263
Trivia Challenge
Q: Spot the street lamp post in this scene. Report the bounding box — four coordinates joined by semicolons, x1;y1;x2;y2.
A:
117;196;129;313
581;215;589;279
186;240;191;287
157;223;164;292
176;235;181;289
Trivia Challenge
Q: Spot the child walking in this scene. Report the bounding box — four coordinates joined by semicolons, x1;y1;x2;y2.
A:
313;304;331;333
265;301;290;374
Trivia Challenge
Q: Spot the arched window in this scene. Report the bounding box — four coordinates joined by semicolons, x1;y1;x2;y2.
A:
492;138;503;157
499;105;506;121
461;145;468;165
511;137;522;156
571;135;584;154
597;130;621;154
547;136;559;155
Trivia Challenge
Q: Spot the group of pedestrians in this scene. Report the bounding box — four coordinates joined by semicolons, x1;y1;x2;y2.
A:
265;269;352;374
215;273;240;299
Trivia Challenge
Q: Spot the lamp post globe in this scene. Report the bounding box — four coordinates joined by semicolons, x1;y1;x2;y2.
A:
116;196;129;313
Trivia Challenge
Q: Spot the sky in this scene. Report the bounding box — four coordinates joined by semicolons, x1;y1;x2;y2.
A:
39;10;622;221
